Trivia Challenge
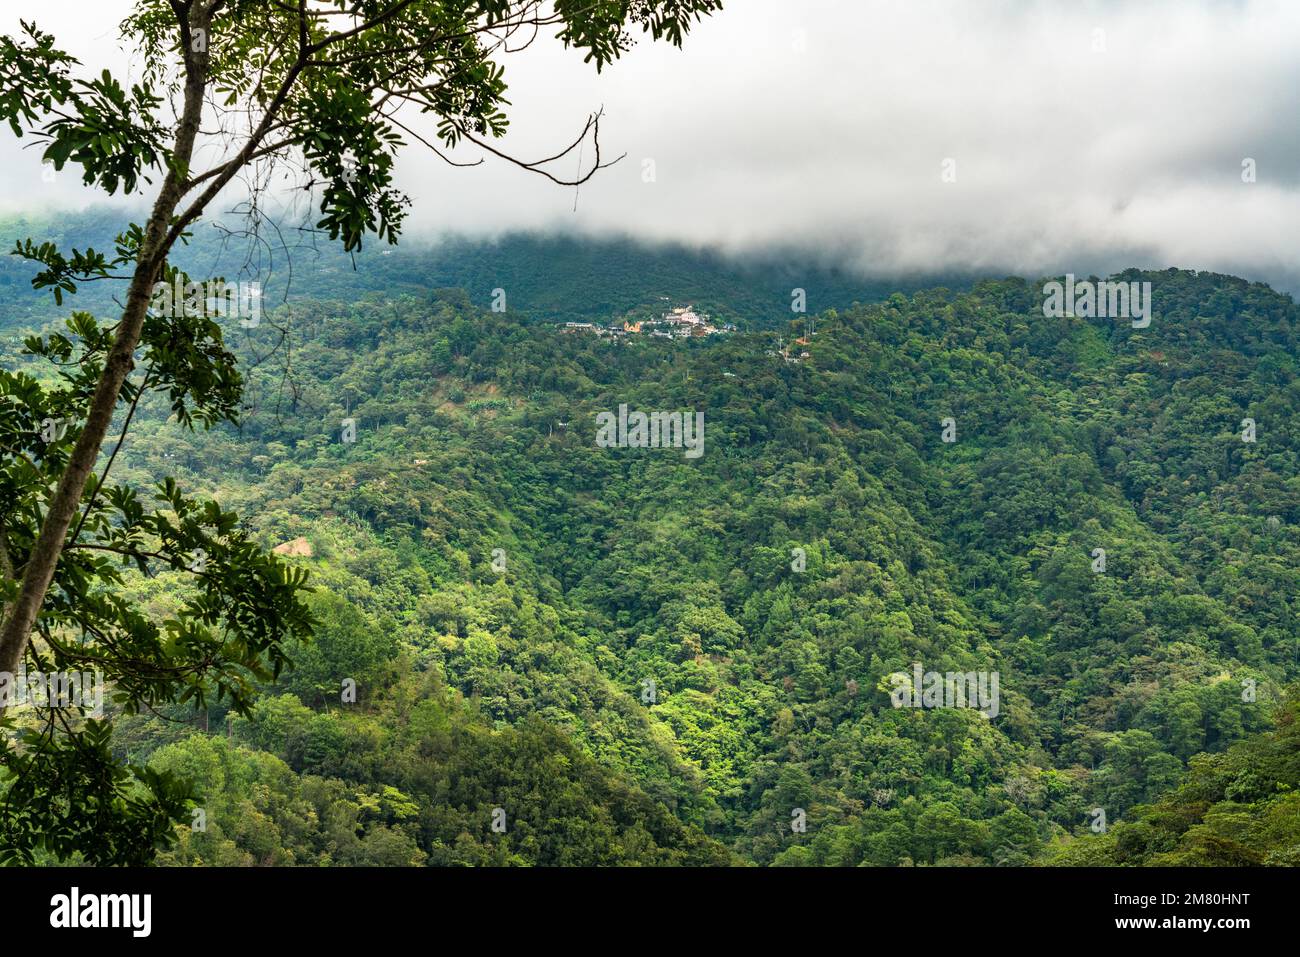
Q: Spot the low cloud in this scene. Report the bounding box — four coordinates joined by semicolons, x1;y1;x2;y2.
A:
4;0;1299;291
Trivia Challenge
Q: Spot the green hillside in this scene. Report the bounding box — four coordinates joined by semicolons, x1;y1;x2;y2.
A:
15;263;1291;866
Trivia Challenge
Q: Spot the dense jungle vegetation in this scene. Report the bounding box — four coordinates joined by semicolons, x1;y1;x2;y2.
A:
3;223;1298;866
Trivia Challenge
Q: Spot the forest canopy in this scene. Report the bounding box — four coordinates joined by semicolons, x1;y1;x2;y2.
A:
6;238;1296;866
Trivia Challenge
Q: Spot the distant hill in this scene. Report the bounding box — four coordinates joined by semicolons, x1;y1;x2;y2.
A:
0;209;968;335
61;263;1299;866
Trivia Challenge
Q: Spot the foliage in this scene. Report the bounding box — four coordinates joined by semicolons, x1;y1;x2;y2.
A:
10;260;1290;866
0;0;724;865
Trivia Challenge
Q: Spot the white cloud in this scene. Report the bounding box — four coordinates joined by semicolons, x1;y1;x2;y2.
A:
3;0;1299;289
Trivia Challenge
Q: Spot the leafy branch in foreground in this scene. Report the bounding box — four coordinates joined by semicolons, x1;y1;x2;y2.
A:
0;1;721;863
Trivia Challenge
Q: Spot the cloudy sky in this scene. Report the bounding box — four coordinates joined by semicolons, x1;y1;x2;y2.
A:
3;0;1299;289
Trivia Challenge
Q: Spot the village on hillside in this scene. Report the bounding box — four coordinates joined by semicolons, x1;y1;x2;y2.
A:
559;301;819;365
561;304;736;340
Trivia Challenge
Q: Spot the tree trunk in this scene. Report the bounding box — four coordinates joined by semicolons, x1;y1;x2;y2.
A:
0;11;212;680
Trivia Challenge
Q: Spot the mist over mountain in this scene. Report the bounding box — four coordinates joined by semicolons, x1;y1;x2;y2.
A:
6;2;1300;298
0;210;976;332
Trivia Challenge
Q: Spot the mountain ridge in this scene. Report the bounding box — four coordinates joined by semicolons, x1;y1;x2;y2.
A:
43;261;1293;866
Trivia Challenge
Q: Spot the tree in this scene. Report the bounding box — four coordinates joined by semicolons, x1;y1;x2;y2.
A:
0;0;721;864
280;592;397;706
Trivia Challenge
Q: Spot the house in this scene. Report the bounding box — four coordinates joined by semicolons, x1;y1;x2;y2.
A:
563;322;610;336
